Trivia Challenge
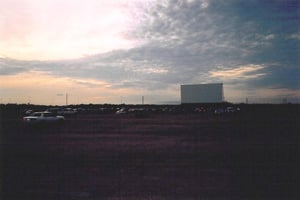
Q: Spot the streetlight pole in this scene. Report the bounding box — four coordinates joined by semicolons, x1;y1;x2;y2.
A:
66;93;68;106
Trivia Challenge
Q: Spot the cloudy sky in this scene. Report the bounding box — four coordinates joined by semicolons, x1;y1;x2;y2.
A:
0;0;299;105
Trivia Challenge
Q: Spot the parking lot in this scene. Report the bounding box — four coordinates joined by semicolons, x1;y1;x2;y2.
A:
1;104;299;199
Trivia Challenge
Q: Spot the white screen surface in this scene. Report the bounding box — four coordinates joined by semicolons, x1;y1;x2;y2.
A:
181;83;223;103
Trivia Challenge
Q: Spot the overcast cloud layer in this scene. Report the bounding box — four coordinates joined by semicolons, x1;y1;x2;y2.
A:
1;0;299;104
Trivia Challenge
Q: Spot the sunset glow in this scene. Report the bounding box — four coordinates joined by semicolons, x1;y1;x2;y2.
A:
0;0;152;60
0;71;143;104
1;0;299;104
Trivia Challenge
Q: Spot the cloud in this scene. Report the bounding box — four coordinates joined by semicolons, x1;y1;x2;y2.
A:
0;0;154;60
0;71;144;104
1;0;299;104
288;33;300;40
209;64;266;80
0;57;30;75
247;65;300;90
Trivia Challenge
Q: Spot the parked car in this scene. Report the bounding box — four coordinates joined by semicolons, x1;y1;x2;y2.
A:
24;109;34;115
194;107;206;113
57;108;77;115
46;107;77;116
23;111;65;124
214;108;225;115
225;106;241;113
115;108;127;114
225;107;235;113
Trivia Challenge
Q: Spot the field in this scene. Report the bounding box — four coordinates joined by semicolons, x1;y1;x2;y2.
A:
1;104;299;199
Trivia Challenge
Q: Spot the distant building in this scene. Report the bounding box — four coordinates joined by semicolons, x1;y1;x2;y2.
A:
181;83;224;103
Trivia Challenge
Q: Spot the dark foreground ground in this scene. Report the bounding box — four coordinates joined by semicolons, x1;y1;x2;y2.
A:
1;104;299;199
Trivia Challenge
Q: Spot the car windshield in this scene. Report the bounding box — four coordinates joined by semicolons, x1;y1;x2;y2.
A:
31;113;42;117
30;112;56;117
44;113;56;117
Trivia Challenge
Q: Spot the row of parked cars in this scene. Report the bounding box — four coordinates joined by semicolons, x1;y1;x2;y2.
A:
114;106;241;115
213;106;241;115
22;105;241;123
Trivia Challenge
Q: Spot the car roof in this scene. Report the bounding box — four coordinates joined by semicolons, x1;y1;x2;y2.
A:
32;111;52;114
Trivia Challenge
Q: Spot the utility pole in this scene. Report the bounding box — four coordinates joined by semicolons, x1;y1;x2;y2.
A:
142;96;144;105
66;93;68;106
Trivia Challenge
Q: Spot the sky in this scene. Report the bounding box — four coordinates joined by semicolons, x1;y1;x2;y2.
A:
0;0;299;105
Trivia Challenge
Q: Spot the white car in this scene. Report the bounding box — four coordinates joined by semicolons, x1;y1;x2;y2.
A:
115;108;127;114
23;111;65;124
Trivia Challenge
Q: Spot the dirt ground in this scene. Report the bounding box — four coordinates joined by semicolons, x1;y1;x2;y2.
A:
1;105;299;199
